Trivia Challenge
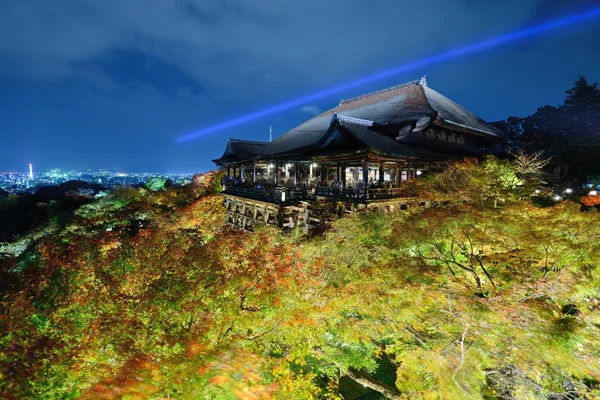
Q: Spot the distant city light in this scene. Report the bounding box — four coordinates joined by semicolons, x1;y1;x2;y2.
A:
0;169;194;194
176;7;600;142
564;188;573;194
554;195;562;201
590;190;598;196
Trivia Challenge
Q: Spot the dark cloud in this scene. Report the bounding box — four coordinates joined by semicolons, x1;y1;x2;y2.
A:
0;0;598;172
78;50;205;96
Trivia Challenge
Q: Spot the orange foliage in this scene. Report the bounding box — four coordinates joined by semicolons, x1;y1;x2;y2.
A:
581;194;600;207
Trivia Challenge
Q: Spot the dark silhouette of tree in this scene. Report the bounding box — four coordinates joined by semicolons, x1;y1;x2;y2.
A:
507;76;600;181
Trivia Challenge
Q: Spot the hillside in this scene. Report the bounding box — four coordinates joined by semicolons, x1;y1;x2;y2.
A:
1;164;599;400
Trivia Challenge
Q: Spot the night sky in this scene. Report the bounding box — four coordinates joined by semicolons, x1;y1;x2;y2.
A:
1;1;599;173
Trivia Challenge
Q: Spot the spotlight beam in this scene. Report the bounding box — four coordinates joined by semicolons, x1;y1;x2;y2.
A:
177;7;600;143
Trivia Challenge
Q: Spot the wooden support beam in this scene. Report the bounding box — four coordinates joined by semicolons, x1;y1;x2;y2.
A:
341;162;346;187
362;160;368;200
379;162;384;183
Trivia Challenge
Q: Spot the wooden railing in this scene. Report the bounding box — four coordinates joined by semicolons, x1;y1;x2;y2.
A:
367;187;405;199
316;186;407;200
222;178;411;203
223;183;305;204
316;186;365;199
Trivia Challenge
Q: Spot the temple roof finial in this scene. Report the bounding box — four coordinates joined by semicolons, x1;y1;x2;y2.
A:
418;75;427;87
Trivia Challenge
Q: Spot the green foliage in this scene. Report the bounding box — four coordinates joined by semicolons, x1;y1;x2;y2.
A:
145;177;169;191
1;165;599;399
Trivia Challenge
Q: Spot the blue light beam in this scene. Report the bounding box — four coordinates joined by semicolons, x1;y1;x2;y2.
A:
177;7;600;143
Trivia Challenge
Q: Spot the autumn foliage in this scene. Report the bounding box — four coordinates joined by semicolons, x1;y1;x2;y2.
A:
1;168;600;399
580;194;600;207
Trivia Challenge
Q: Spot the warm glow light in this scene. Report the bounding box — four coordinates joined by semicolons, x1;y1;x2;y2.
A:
416;170;423;176
590;190;598;196
554;195;562;201
534;189;541;194
175;7;600;142
564;188;573;194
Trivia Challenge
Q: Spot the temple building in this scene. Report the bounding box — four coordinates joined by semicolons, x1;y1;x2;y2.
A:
213;77;505;231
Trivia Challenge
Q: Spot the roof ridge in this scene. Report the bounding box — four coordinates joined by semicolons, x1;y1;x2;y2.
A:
229;138;269;145
339;78;421;105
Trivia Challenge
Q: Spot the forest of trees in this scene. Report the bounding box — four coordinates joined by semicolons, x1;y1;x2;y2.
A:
0;78;599;399
506;76;600;183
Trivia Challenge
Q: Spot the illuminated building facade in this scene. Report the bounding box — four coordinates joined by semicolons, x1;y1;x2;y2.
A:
213;78;505;230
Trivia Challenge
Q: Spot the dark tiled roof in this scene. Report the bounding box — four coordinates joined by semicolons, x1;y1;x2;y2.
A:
214;78;505;165
263;82;434;157
423;86;504;137
212;138;268;164
340;123;457;160
341;124;423;158
261;79;502;157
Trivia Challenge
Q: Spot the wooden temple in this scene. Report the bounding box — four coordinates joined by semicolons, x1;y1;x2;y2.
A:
213;77;505;231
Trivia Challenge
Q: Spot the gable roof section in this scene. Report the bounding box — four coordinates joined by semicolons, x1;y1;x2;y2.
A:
262;82;434;157
212;138;268;164
261;79;503;157
423;86;504;137
214;78;505;164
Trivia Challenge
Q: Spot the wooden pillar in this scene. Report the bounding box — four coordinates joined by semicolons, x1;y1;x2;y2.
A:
341;162;346;188
227;165;231;177
267;163;271;184
362;160;368;200
293;163;297;186
379;162;384;183
284;163;289;185
252;161;256;183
